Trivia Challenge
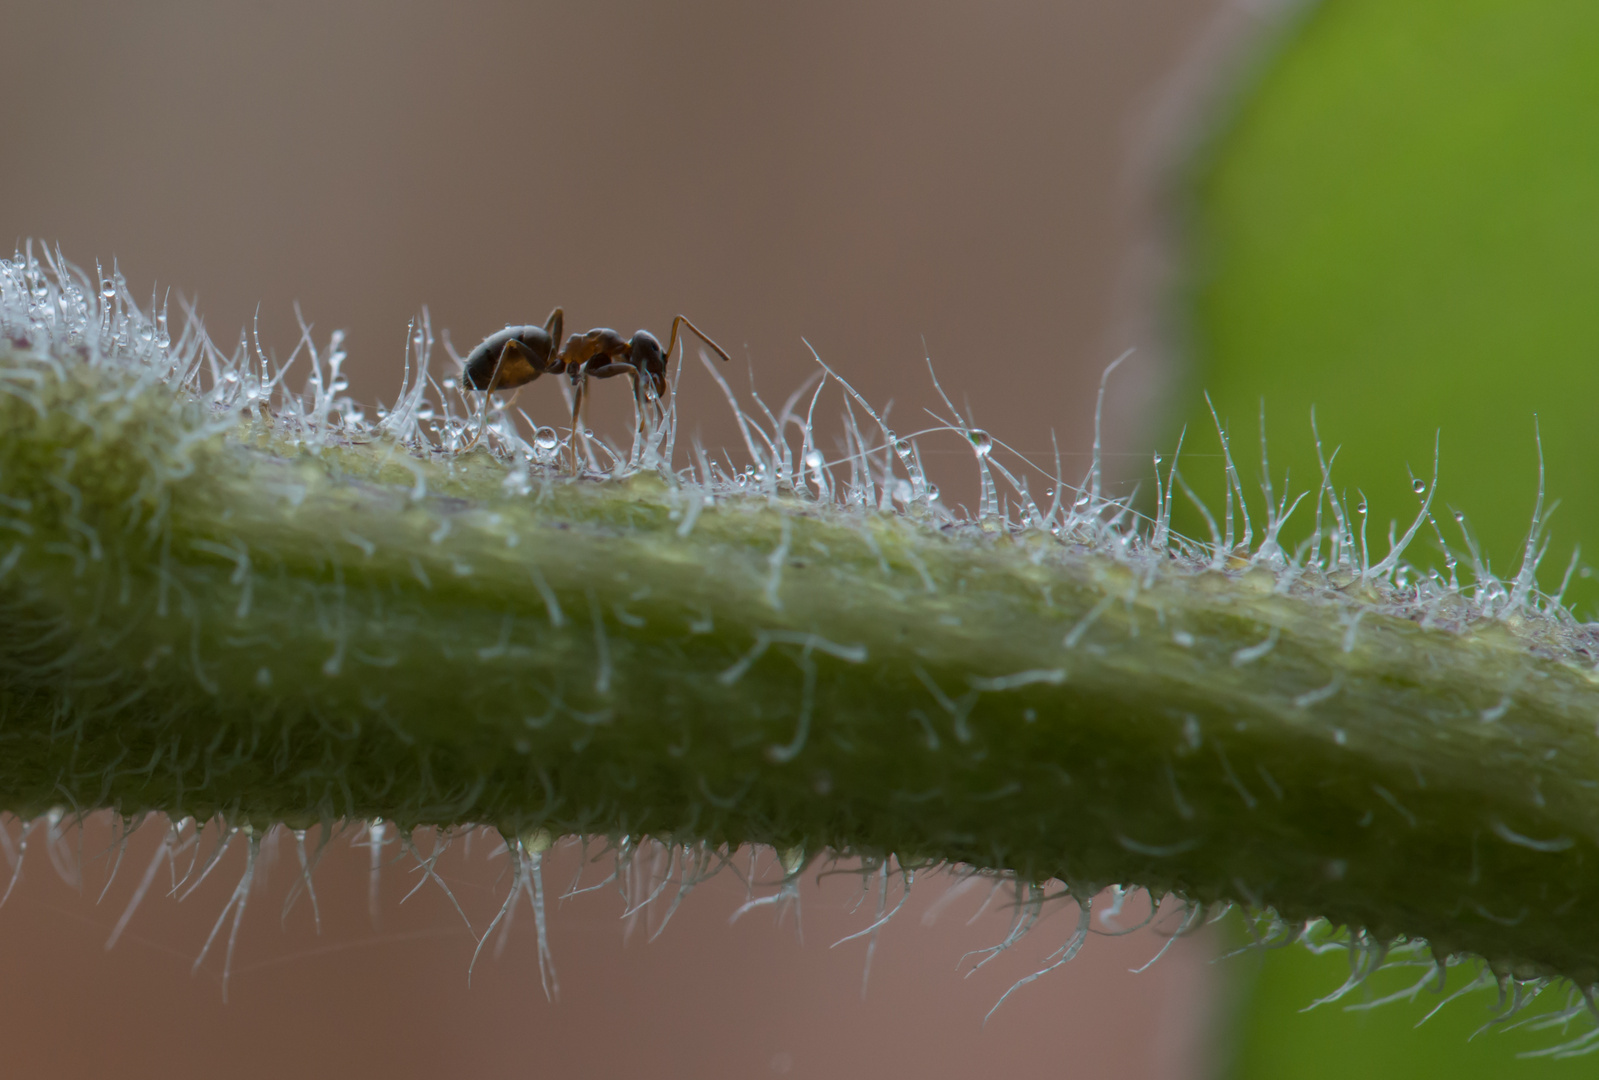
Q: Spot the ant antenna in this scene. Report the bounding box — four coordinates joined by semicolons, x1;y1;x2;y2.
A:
665;315;732;364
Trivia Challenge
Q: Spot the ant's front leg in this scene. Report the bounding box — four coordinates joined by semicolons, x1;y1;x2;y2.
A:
625;332;670;432
583;361;647;432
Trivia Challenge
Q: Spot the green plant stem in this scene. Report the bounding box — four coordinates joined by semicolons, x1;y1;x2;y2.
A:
4;343;1599;988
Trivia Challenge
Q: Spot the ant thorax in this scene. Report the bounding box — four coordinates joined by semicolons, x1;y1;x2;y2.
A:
557;328;627;373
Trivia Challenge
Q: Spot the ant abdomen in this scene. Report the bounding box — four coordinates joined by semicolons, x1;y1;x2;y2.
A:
462;325;556;391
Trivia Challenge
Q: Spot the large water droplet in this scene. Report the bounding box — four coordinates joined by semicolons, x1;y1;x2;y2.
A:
1412;478;1426;495
1356;499;1368;517
100;280;116;300
534;428;560;455
968;429;993;457
893;439;912;460
804;450;823;470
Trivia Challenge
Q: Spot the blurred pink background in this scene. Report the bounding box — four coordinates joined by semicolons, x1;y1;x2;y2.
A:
0;1;1282;1075
1;821;1221;1079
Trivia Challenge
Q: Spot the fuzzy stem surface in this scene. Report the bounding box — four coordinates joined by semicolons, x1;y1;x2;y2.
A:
4;337;1599;992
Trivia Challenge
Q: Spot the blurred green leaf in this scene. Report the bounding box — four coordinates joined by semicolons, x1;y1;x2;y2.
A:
1178;0;1599;1074
1225;935;1599;1078
1176;0;1599;615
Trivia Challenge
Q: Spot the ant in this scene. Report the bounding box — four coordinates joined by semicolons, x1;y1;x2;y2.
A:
459;307;731;468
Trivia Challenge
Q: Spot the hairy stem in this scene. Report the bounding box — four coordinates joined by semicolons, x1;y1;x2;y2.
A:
3;326;1599;995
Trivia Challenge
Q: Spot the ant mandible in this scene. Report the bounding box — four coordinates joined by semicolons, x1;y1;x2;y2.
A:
459;307;731;469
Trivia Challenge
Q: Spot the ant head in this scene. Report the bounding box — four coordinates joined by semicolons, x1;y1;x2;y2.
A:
629;331;669;395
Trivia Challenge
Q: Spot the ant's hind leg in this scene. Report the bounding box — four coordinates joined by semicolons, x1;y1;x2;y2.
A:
545;307;564;352
461;339;528;453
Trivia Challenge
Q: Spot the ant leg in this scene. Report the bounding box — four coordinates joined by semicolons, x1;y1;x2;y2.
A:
569;377;587;474
461;339;538;453
545;307;564;352
583;362;645;434
646;370;669;430
663;315;732;364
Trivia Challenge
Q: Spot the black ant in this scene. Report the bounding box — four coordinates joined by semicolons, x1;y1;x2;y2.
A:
459;308;731;468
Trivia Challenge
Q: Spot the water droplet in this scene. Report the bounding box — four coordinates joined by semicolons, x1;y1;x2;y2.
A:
443;377;458;390
925;483;939;501
968;429;993;457
1412;479;1426;495
1152;454;1162;465
1356;499;1368;517
100;280;116;299
1074;495;1089;510
893;439;912;459
582;428;594;439
1454;511;1466;525
804;450;823;469
416;403;435;420
534;428;560;455
891;479;913;504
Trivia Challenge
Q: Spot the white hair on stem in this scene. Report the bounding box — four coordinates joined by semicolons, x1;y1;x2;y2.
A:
4;247;1599;1047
